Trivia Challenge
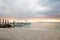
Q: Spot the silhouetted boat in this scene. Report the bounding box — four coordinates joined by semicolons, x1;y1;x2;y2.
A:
24;22;31;25
14;22;24;26
24;20;31;25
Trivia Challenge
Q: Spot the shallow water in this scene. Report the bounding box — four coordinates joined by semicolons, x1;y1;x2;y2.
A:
15;22;60;30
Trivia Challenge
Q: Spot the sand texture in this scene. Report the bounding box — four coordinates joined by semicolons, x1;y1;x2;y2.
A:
0;28;60;40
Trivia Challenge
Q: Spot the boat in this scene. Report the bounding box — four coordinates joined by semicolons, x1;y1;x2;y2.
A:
10;20;31;26
24;21;31;25
14;22;24;26
14;22;31;26
24;22;31;25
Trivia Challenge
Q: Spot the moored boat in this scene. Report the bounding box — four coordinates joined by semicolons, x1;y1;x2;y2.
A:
24;22;31;25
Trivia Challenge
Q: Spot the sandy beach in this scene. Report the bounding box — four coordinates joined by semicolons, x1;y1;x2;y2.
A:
0;28;60;40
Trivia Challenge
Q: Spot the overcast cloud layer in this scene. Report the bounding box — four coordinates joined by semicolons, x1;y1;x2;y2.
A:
0;0;60;18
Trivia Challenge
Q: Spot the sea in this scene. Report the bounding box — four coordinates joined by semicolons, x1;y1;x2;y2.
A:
15;22;60;31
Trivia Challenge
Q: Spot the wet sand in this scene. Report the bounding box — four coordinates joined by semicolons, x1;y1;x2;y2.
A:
0;28;60;40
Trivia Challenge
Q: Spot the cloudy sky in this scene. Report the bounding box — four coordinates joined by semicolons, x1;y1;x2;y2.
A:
0;0;60;19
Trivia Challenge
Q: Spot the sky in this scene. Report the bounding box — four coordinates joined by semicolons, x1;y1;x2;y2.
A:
0;0;60;19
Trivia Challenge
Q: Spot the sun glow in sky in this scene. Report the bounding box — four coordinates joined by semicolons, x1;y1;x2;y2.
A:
40;19;60;22
0;17;60;22
11;19;60;22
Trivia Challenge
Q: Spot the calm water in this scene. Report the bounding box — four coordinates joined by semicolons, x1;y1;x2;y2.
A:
15;22;60;30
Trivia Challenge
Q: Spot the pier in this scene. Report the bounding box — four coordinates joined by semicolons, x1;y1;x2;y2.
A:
0;19;15;28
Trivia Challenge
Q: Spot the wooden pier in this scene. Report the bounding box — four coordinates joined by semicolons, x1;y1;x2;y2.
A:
0;19;15;28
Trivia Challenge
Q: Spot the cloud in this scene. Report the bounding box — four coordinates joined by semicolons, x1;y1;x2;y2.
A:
37;0;60;17
0;0;60;18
